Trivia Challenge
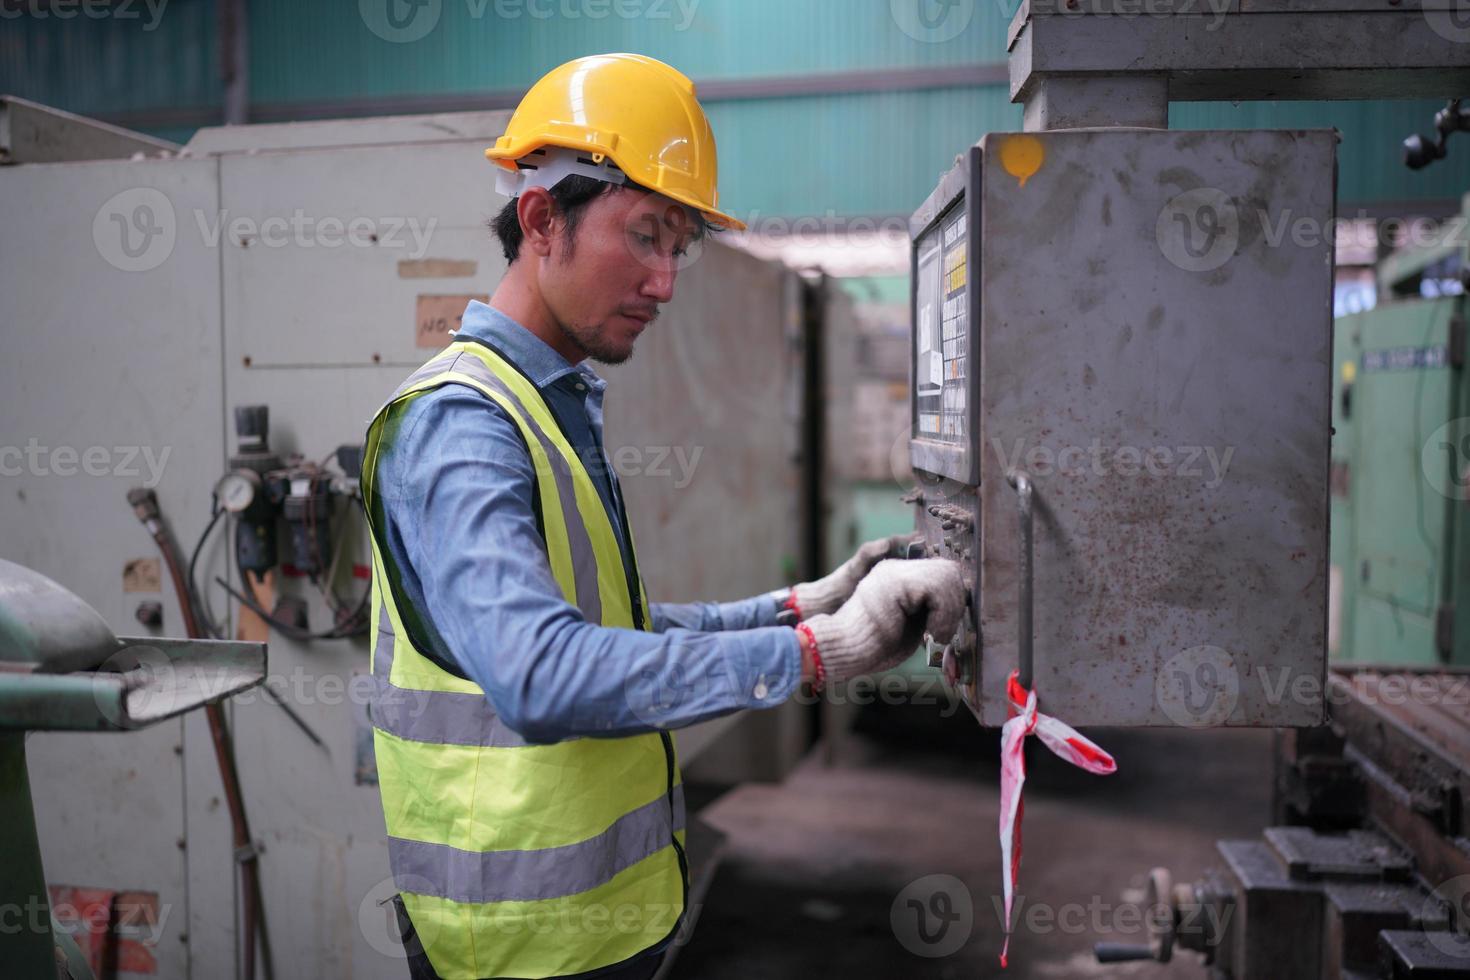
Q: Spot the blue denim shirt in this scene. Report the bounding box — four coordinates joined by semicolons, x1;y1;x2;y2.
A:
372;301;801;744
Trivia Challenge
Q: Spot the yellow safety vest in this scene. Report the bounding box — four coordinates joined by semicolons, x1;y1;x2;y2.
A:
360;339;686;979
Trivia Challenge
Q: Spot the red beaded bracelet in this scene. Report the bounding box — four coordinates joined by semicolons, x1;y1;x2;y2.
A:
796;621;825;692
783;590;804;622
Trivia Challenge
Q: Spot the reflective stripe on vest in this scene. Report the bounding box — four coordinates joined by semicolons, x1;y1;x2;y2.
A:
361;340;683;980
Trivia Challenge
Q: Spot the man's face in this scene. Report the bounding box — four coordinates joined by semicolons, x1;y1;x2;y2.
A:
538;186;703;365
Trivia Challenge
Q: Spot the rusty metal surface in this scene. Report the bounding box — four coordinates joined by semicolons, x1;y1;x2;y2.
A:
1330;668;1470;832
1336;669;1470;773
972;128;1335;727
1216;668;1470;977
1218;839;1326;980
1327;667;1470;890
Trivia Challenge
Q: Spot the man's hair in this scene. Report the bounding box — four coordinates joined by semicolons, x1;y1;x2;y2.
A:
490;174;618;264
490;174;717;264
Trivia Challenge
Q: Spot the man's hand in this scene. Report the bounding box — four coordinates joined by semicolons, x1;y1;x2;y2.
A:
788;532;922;619
798;559;967;686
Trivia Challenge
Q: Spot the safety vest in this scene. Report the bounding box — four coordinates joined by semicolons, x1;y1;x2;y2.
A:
360;339;687;979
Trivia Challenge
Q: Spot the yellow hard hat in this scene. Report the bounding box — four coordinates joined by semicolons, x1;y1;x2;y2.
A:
486;53;745;231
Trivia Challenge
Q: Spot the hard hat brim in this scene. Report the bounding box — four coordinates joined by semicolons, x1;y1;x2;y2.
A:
652;186;747;233
486;141;745;232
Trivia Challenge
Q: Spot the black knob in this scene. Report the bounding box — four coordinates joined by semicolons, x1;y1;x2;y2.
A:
1403;133;1440;171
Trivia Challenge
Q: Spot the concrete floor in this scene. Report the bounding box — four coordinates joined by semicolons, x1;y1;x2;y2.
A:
670;700;1274;979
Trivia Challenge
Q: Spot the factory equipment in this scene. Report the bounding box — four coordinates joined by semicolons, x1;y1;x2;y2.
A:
219;405;284;576
908;127;1335;728
1083;198;1470;980
1095;666;1470;978
1330;192;1470;668
975;1;1469;970
206;404;369;640
0;558;265;978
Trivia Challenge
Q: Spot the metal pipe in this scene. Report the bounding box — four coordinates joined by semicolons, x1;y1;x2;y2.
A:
218;0;249;126
0;732;56;978
127;489;273;980
1006;469;1034;692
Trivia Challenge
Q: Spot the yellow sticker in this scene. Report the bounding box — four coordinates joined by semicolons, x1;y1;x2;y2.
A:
998;134;1045;188
1341;361;1357;384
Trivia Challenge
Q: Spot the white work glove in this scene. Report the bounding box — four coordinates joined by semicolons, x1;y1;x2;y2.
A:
788;532;922;618
803;559;968;685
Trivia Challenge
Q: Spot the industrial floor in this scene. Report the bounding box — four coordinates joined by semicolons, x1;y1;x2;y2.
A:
672;701;1273;979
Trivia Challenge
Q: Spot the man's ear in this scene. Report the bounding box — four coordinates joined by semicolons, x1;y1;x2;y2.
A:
517;188;560;259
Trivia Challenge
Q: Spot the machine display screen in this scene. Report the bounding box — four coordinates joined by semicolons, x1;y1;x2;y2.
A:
913;200;969;449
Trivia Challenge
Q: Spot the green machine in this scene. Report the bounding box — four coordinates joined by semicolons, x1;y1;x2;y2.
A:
0;559;265;979
1330;193;1470;666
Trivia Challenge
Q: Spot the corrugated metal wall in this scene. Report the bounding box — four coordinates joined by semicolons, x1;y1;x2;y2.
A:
246;0;1001;97
709;86;1020;218
0;0;219;141
0;0;1463;213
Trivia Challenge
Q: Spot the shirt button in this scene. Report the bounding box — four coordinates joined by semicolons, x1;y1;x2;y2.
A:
574;382;586;392
753;678;769;700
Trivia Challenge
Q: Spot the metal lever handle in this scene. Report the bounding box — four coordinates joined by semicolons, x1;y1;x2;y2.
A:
1093;942;1158;963
1005;469;1034;692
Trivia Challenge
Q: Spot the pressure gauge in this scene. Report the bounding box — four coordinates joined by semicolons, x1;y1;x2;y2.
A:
215;469;262;514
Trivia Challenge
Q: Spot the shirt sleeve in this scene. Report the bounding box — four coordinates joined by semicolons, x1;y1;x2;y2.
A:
375;385;802;745
649;595;781;633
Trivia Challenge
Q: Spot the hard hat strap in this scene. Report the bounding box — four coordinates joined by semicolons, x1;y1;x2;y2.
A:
495;146;629;199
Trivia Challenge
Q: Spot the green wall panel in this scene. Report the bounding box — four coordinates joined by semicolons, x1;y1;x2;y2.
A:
245;0;1004;102
705;86;1020;221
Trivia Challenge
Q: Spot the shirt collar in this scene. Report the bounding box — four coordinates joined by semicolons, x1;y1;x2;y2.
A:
455;300;605;393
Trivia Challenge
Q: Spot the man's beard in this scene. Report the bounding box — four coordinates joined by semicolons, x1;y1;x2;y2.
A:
555;317;640;365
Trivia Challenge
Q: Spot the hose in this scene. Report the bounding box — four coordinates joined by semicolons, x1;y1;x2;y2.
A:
216;568;369;642
187;500;227;639
126;488;274;980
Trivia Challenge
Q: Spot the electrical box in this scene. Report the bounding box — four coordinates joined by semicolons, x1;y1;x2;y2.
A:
910;128;1336;728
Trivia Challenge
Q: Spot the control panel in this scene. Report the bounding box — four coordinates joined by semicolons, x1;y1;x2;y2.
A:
907;130;1335;728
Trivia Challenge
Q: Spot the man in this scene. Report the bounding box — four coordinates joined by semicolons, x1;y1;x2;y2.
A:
360;53;967;980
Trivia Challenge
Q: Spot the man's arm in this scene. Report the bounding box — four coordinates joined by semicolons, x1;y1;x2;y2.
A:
648;531;921;635
648;596;779;633
376;387;803;744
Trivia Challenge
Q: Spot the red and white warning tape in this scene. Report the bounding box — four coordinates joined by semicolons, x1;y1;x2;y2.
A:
998;669;1117;967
